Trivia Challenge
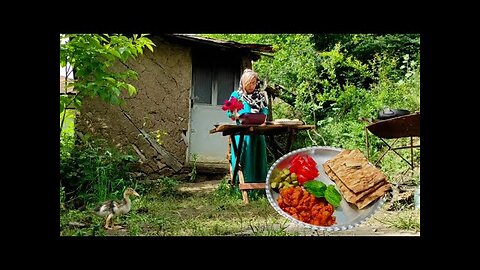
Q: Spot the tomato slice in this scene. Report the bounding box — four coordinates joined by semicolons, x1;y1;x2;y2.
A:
289;154;320;184
298;165;318;180
297;173;309;185
305;155;317;167
289;162;300;175
290;154;303;166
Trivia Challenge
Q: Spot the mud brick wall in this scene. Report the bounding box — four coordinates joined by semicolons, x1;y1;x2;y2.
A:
76;36;192;180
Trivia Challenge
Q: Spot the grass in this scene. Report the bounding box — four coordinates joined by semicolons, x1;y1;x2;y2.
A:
60;176;420;236
374;209;420;232
60;177;301;236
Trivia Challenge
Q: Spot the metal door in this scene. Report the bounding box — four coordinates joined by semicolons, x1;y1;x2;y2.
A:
188;50;240;165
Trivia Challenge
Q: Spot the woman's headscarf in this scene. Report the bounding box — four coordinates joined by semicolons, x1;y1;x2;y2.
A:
237;69;267;113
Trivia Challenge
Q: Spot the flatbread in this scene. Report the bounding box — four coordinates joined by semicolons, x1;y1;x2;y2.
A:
324;163;391;209
354;183;391;209
323;164;387;203
269;119;304;125
325;149;386;193
323;149;391;209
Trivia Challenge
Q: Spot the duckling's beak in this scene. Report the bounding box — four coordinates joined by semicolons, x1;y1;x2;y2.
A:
133;191;140;197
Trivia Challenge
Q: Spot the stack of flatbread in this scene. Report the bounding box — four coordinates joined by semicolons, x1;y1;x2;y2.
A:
323;149;391;209
269;119;304;125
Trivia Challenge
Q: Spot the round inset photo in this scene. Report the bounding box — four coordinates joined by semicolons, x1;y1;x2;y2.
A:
265;146;386;231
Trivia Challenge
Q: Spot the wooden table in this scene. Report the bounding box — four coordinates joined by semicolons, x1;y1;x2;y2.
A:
210;123;315;203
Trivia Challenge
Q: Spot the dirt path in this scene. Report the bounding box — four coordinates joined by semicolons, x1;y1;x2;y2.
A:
178;179;223;194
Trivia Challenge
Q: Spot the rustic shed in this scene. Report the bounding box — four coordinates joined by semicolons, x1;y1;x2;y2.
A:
75;34;273;180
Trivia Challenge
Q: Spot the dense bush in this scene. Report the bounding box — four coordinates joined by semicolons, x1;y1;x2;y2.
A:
202;34;421;180
60;134;138;209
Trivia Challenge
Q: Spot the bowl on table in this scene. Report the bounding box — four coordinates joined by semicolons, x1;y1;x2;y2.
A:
239;113;267;125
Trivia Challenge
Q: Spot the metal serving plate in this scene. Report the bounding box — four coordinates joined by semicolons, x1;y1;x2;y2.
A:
265;146;385;232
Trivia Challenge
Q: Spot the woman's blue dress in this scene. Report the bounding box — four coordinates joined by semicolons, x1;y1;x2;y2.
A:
226;91;268;183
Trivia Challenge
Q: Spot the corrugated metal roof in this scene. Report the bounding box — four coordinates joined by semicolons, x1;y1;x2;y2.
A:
166;34;274;55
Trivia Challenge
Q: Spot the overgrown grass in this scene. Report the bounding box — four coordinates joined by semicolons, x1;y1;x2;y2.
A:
60;175;420;236
60;177;301;236
375;209;420;232
60;134;138;209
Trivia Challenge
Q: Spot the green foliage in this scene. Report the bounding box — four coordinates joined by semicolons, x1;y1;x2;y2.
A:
60;135;138;209
156;176;180;197
213;177;242;201
60;178;418;236
60;109;76;133
378;209;420;232
201;34;319;113
372;146;420;181
59;33;155;130
60;209;106;236
60;185;66;211
372;53;421;111
271;99;299;120
200;34;420;178
311;34;420;68
60;128;75;160
59;34;155;209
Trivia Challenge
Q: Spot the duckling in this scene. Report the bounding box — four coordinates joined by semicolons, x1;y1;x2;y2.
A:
93;187;140;230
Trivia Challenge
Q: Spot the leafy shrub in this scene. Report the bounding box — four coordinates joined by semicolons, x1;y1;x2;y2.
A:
156;176;180;197
60;135;138;209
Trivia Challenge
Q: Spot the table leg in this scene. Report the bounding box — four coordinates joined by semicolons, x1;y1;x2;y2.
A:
365;127;370;159
229;135;236;186
286;129;296;152
375;138;398;165
231;134;244;186
410;136;414;170
267;134;283;160
238;170;249;204
375;138;414;169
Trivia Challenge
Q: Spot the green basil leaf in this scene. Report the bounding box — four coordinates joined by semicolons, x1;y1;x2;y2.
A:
325;185;342;208
304;180;326;198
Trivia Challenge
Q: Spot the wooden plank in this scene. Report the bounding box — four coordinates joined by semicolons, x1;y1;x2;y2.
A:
231;135;244;187
139;129;184;172
239;183;266;190
238;170;249;203
131;144;146;163
121;110;183;172
211;124;315;136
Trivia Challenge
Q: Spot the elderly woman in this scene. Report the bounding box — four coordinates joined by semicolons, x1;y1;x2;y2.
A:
226;68;269;186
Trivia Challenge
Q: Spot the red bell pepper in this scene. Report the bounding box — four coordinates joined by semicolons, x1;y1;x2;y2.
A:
288;154;319;185
297;173;310;185
305;155;317;167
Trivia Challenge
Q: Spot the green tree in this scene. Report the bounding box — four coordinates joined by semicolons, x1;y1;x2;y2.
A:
200;34;319;116
199;34;419;156
59;34;155;133
201;34;419;123
311;34;420;80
